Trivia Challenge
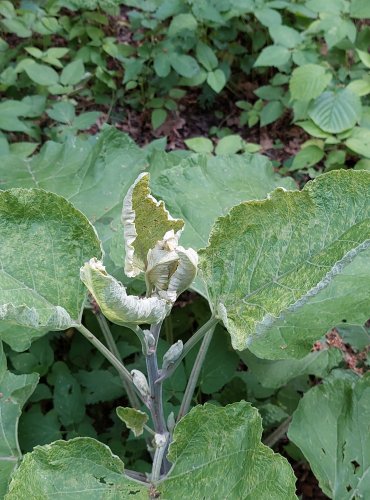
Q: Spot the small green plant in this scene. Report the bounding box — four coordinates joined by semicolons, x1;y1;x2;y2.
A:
1;153;370;497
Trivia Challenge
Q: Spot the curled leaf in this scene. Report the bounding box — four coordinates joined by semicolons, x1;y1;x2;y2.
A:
122;173;184;278
116;406;148;437
80;258;171;325
168;246;198;296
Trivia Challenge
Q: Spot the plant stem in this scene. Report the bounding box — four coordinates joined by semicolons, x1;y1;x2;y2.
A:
76;324;146;406
146;322;166;434
95;312;141;409
157;316;219;383
151;433;169;482
177;323;216;422
263;416;292;448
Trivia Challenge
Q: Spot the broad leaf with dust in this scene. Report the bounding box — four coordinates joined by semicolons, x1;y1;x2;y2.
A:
151;153;295;295
157;402;297;499
0;189;101;350
122;172;184;278
6;403;296;499
0;348;39;498
116;407;148;437
288;372;370;499
5;437;148;499
200;170;370;358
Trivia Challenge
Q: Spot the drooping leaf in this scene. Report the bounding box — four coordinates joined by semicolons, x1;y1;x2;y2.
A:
80;258;171;325
116;407;148;437
288;372;370;499
5;438;148;499
0;355;39;498
158;402;297;499
199;170;370;358
308;89;362;134
0;189;101;350
122;172;184;277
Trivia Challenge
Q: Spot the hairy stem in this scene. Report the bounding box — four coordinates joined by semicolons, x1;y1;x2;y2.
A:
76;324;146;406
95;312;141;409
151;433;170;482
177;323;216;422
146;322;166;434
157;316;219;383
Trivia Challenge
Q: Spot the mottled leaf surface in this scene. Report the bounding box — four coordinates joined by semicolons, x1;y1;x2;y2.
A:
5;438;147;499
0;189;101;350
289;372;370;499
200;170;370;357
0;352;39;498
152;153;295;294
158;402;297;499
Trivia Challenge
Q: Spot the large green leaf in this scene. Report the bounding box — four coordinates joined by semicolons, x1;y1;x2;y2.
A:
152;154;295;251
152;153;295;294
289;64;332;101
5;437;148;499
308;89;362;134
158;402;297;498
0;127;147;277
5;403;296;498
288;372;370;499
0;189;101;350
199;170;370;358
0;352;39;498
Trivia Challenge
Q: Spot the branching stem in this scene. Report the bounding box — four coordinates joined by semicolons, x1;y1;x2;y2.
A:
156;316;219;383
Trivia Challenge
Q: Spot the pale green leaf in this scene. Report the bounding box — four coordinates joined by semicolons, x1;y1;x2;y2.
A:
0;189;101;349
168;13;197;36
199;170;370;357
309;89;362;134
215;135;244;155
122;172;184;277
24;62;59;86
345;127;370;158
347;79;370;97
170;54;200;78
0;362;39;498
291;145;324;171
151;108;167;130
5;438;148;499
350;0;370;18
80;258;171;324
254;45;291;67
158;402;297;499
260;101;284;127
289;64;332;101
269;25;302;48
184;137;213;154
356;49;370;69
289;373;370;499
116;407;148;437
196;41;218;71
207;68;226;93
60;59;85;86
46;102;75;123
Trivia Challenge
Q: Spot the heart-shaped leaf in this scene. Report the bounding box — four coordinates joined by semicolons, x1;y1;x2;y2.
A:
0;189;101;350
199;170;370;358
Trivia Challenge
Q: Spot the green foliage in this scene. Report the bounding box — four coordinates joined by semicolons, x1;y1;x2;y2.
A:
289;372;370;499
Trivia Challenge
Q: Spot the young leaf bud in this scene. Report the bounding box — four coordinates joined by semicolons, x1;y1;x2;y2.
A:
162;340;183;371
131;369;150;399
